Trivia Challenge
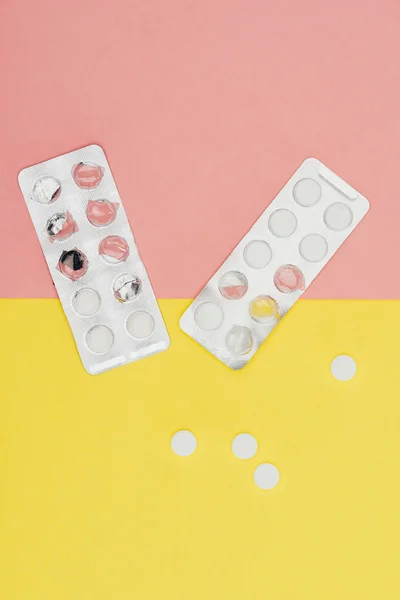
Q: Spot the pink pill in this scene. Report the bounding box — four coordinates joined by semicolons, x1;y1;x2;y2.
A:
45;211;78;242
57;249;88;281
86;199;119;227
99;235;130;263
273;264;305;293
72;162;104;189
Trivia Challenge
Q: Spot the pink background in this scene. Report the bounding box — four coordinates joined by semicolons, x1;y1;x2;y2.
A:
1;0;399;299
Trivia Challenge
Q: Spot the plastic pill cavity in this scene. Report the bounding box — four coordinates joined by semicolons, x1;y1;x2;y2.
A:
85;325;114;354
299;233;328;263
86;199;118;227
57;249;88;281
72;288;101;316
274;264;305;293
32;176;61;204
113;273;141;303
45;212;78;242
194;302;224;331
324;202;353;231
225;325;253;356
293;178;322;207
268;209;297;238
72;162;104;189
99;235;130;263
249;295;279;324
126;311;155;339
218;271;248;300
243;240;272;269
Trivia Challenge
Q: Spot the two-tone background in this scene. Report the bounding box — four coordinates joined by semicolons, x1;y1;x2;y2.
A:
1;1;400;598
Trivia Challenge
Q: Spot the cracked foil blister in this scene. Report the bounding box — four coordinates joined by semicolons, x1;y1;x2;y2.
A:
18;144;170;374
180;158;370;370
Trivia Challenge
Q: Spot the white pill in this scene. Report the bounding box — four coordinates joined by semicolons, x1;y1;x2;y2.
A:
330;355;357;381
126;311;155;339
254;463;280;490
293;178;322;207
225;325;253;356
85;325;114;354
268;209;297;238
171;430;197;456
232;433;258;460
195;302;224;331
72;288;101;316
324;202;353;231
243;240;272;269
299;233;328;263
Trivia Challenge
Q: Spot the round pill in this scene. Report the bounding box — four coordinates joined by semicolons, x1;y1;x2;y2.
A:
273;264;305;293
32;176;61;204
57;249;88;281
324;202;353;231
171;430;197;457
330;355;357;381
232;433;258;460
113;273;142;303
45;211;77;242
268;209;297;238
218;271;248;300
225;325;253;356
254;463;280;490
299;233;328;263
243;240;272;269
99;235;130;263
126;311;155;339
293;178;322;207
85;325;114;354
72;288;101;316
249;295;280;324
72;162;104;189
194;302;224;331
86;199;118;227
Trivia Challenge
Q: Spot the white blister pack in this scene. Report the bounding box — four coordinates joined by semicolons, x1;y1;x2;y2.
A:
180;158;370;369
18;144;170;374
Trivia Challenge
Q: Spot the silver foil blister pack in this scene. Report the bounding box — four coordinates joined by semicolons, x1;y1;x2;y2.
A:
19;144;170;374
180;158;370;369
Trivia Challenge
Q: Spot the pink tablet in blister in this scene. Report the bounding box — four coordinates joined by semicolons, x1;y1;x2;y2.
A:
18;144;170;374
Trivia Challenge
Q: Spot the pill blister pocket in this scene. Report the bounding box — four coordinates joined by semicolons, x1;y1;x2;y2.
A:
180;158;370;369
18;144;170;374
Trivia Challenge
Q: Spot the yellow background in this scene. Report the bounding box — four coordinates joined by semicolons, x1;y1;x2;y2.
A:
1;299;400;599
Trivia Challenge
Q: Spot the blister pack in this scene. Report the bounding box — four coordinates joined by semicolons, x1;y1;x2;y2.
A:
180;158;370;369
18;144;170;374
